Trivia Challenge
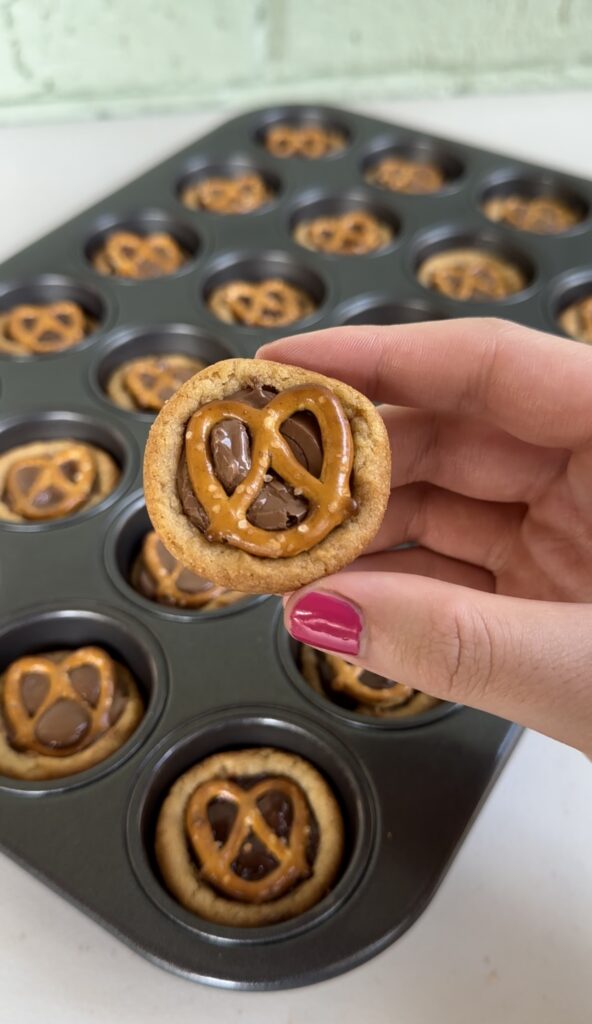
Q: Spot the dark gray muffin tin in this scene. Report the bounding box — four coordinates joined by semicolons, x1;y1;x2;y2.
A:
3;101;589;990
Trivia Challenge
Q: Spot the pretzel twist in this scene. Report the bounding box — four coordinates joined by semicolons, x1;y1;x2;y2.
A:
324;654;414;706
265;124;344;159
186;777;312;902
183;174;270;214
5;443;96;520
142;531;224;607
295;211;389;254
98;231;184;279
185;384;355;557
429;258;512;300
6;301;87;353
124;356;196;411
367;157;443;194
487;195;577;233
209;279;314;327
3;647;116;756
560;296;592;342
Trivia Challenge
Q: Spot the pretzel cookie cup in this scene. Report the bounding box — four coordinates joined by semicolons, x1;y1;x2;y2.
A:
106;354;205;412
300;646;440;720
0;301;96;357
144;359;390;593
0;439;120;524
131;530;245;611
155;747;344;926
0;647;143;780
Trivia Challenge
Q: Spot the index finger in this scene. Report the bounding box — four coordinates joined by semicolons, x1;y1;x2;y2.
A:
257;317;592;450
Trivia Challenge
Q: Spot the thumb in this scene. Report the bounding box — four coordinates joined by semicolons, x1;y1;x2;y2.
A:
284;572;592;755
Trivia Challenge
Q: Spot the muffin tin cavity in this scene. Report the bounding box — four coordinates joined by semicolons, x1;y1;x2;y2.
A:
362;138;464;195
289;190;400;257
255;108;350;160
0;275;108;360
202;250;327;329
126;708;375;943
177;157;281;214
105;493;261;620
549;268;592;343
337;294;446;325
0;605;167;793
85;210;200;280
0;410;134;530
278;623;456;730
412;225;536;304
479;169;588;234
91;324;233;418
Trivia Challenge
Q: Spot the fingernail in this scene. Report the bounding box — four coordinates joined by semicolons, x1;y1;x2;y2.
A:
287;591;362;656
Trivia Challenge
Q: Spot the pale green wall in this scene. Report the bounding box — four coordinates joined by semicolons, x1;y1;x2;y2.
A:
0;0;590;124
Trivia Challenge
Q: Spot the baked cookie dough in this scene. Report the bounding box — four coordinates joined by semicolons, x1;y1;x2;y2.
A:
143;358;390;593
155;747;344;926
0;646;143;780
482;193;580;234
300;646;440;720
0;439;119;523
132;530;247;611
208;279;315;328
181;173;273;214
92;230;187;279
264;123;346;159
417;248;526;301
0;300;96;357
365;156;444;195
558;294;592;344
294;211;393;255
106;354;204;413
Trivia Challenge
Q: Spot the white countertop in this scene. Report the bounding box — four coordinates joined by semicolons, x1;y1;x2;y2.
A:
0;92;591;1024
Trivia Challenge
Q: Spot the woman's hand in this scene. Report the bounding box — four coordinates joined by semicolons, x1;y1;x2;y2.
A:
258;318;592;755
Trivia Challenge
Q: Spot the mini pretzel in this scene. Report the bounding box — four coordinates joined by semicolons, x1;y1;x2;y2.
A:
559;296;592;343
186;777;311;902
323;654;414;707
208;279;314;327
418;250;524;301
294;211;391;254
3;647;116;757
185;384;355;558
483;194;579;234
6;301;87;354
123;356;198;411
96;231;185;279
182;174;271;214
265;124;345;159
5;443;96;520
141;531;225;607
366;156;444;194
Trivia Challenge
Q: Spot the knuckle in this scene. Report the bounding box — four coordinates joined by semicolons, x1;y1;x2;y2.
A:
427;599;497;702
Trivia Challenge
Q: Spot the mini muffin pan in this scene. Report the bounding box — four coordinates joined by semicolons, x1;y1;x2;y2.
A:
3;101;591;990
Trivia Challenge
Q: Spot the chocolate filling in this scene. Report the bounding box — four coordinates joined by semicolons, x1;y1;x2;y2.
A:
190;773;319;894
178;384;324;534
133;536;218;602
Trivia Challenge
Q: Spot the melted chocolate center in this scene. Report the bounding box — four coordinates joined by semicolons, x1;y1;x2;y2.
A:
178;384;324;534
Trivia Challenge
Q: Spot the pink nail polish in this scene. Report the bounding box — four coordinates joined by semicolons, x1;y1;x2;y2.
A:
288;591;362;656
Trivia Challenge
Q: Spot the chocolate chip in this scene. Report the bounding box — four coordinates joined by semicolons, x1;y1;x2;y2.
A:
38;330;62;342
34;698;90;749
206;797;238;846
59;460;80;482
232;832;279;881
20;671;50;716
257;789;293;840
68;663;101;707
209;419;251;494
14;466;41;493
247;476;308;530
55;312;73;326
139;373;157;388
154;538;177;573
32;485;65;509
175;567;215;594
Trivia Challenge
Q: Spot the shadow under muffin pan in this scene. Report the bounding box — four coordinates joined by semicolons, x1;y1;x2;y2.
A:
90;323;236;419
2;101;590;990
0;273;111;361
